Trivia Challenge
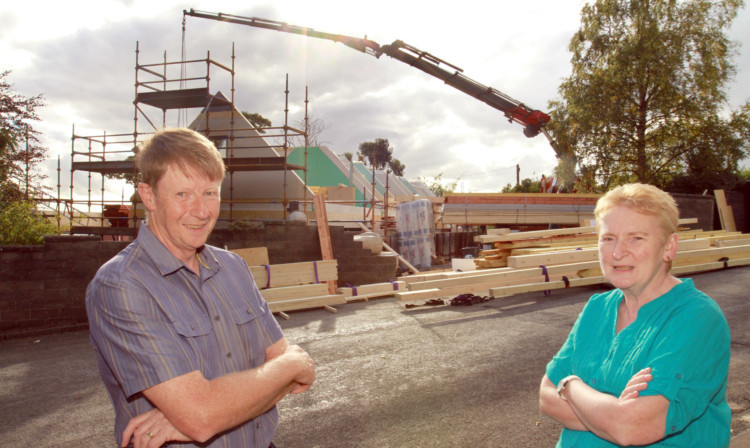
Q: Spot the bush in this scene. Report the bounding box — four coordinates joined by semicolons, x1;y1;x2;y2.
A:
0;200;59;245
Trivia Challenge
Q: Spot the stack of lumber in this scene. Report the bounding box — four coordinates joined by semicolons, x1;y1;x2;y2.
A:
442;193;600;226
394;224;750;303
475;226;598;269
338;281;407;302
231;248;345;316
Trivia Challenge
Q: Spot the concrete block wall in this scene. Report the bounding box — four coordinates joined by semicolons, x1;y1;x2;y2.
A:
1;223;397;340
0;236;128;340
211;221;399;287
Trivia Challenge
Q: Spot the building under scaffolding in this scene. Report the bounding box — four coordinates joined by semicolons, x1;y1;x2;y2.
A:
67;42;324;238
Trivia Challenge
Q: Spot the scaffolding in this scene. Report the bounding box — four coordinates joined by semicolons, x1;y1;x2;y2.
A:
68;42;309;238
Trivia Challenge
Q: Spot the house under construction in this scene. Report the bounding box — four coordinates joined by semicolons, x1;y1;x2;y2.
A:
65;42;421;240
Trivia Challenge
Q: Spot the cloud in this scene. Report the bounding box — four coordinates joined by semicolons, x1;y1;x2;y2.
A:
4;0;749;199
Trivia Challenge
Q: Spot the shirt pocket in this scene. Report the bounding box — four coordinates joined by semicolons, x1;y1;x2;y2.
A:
171;314;213;337
165;307;216;375
230;299;269;368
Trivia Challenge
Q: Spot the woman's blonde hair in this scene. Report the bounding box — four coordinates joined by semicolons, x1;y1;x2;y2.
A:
594;183;679;238
135;128;225;188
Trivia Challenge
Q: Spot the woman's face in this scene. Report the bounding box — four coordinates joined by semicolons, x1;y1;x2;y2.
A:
598;205;676;298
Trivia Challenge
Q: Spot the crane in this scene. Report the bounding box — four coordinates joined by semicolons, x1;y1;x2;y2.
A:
183;9;560;157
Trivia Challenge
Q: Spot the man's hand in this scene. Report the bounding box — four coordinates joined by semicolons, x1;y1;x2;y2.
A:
618;367;653;401
121;408;192;448
280;344;315;394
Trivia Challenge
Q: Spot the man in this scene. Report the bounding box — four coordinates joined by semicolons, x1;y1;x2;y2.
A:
86;128;315;448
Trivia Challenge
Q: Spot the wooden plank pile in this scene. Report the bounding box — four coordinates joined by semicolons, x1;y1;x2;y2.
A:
442;193;600;226
394;223;750;303
338;281;407;302
475;226;598;269
231;248;346;317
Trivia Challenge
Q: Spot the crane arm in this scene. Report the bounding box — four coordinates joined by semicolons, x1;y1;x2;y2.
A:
184;9;382;57
379;40;550;139
183;9;559;156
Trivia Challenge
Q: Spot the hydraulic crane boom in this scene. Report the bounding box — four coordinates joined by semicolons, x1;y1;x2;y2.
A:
183;9;558;156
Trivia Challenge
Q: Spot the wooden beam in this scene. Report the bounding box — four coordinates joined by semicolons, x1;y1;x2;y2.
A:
231;247;269;266
338;281;406;298
249;260;338;289
479;226;596;244
508;248;599;269
314;193;338;294
714;190;737;232
268;294;346;313
260;283;329;302
490;276;606;297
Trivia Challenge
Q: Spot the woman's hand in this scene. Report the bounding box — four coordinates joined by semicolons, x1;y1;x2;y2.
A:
121;408;192;448
618;367;653;401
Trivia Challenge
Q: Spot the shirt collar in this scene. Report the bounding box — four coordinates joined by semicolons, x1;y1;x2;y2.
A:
638;278;693;316
136;224;219;277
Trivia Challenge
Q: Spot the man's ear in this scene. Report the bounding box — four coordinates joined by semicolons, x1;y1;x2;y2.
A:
138;182;157;212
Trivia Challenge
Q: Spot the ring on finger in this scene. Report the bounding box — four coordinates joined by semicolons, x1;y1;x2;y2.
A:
146;431;155;439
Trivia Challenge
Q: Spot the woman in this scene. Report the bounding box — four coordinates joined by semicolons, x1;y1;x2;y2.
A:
539;183;731;447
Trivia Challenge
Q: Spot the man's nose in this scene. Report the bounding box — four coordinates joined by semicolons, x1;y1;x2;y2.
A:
191;196;210;218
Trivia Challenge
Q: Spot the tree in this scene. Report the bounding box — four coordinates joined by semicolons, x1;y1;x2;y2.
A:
358;138;394;170
241;111;272;134
548;0;750;191
0;200;58;245
285;115;330;148
389;158;406;177
0;71;47;195
418;172;460;197
502;178;542;193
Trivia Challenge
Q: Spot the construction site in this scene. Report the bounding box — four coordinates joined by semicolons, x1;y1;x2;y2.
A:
3;6;750;448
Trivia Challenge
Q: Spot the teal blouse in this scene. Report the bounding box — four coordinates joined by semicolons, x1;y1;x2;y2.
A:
546;279;731;447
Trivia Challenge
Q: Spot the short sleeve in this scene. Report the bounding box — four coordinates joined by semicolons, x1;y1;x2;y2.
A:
638;298;730;436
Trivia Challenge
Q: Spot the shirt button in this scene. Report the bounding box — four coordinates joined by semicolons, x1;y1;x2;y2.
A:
214;315;220;321
226;352;232;359
675;373;682;379
592;379;597;384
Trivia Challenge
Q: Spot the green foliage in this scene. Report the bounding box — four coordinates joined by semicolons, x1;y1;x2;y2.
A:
358;138;394;170
0;71;47;187
241;111;272;134
105;154;138;185
0;200;58;245
548;0;749;191
357;138;407;176
389;158;406;177
419;172;460;197
501;178;542;193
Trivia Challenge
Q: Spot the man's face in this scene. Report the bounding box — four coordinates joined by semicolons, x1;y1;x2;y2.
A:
138;164;221;266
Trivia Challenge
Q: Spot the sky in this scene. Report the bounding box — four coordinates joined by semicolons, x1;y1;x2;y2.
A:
2;0;749;200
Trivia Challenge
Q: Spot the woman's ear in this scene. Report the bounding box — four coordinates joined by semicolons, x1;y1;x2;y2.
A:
664;232;679;261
